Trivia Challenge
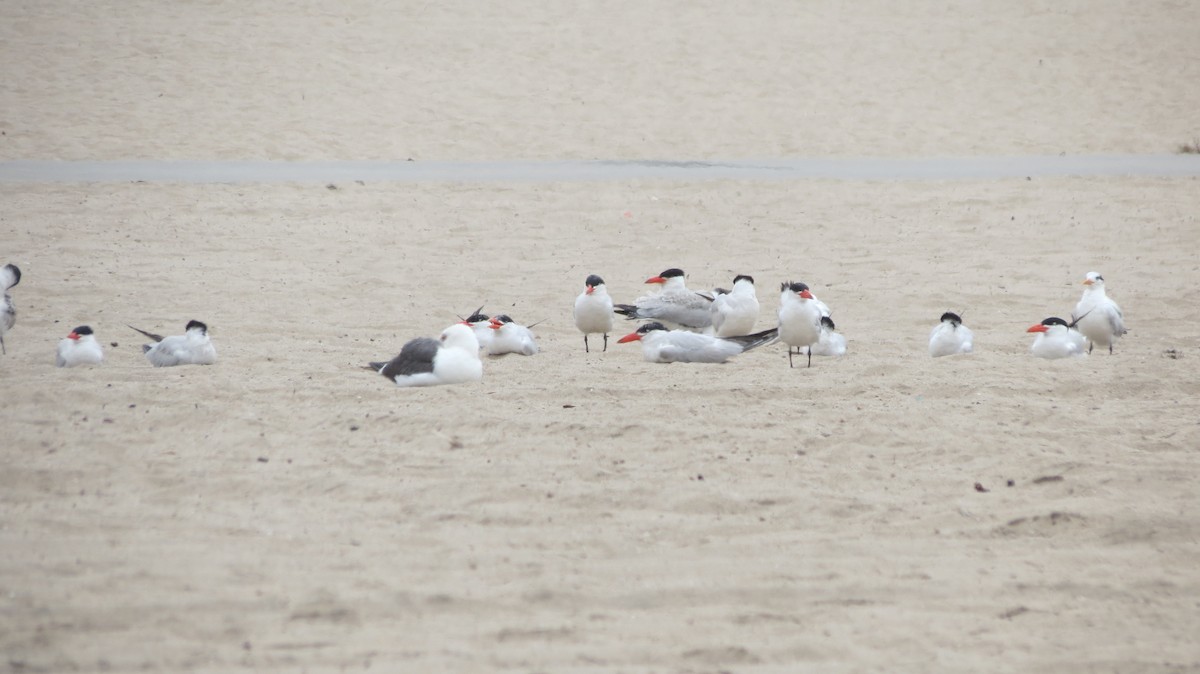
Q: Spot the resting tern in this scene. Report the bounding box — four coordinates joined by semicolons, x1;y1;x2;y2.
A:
487;314;539;356
129;320;218;367
707;274;760;338
802;315;847;357
777;281;825;368
368;322;482;387
616;321;778;363
613;268;713;330
461;309;495;354
56;325;105;367
929;311;974;357
573;274;614;352
1026;316;1088;359
1;263;20;354
1074;271;1127;354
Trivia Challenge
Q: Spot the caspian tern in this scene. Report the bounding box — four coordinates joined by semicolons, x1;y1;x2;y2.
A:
1027;316;1088;359
129;320;217;367
56;325;104;367
802;315;847;357
1;263;21;355
777;281;825;368
487;314;539;356
613;268;713;330
573;274;614;352
1074;271;1127;354
616;321;778;363
708;274;760;338
461;309;495;353
368;322;483;387
929;311;974;357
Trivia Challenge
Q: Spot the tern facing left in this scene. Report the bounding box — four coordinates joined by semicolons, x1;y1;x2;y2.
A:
487;314;539;356
573;274;614;352
708;274;760;338
130;320;217;367
368;322;483;387
617;321;778;364
929;312;974;358
56;325;105;367
1;263;21;355
1027;316;1087;359
1074;271;1127;354
613;268;713;330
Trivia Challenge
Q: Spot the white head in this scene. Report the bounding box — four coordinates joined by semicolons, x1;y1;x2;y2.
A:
1082;271;1106;290
442;322;481;352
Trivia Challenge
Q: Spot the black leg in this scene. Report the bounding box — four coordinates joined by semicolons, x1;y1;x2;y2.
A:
1109;343;1113;355
788;347;794;368
807;349;812;368
584;335;590;353
1088;342;1093;354
602;333;608;352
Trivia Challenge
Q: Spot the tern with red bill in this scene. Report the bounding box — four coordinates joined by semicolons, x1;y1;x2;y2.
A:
1027;316;1088;359
613;268;713;330
130;320;217;367
573;274;614;352
56;325;104;367
1074;271;1127;354
929;311;974;357
778;281;825;368
1;263;20;354
460;308;495;354
487;314;539;356
616;321;777;363
367;322;482;387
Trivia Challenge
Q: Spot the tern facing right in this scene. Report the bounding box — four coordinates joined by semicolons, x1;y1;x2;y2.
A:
616;321;778;363
777;281;824;368
929;312;974;358
1;263;20;354
368;322;483;387
1074;271;1127;354
573;274;614;352
56;325;105;367
130;320;218;367
1027;316;1087;359
709;274;760;338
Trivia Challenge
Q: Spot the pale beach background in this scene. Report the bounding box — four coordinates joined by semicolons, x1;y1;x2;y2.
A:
1;1;1199;672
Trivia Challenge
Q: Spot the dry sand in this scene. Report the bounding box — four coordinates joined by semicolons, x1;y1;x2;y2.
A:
2;1;1200;672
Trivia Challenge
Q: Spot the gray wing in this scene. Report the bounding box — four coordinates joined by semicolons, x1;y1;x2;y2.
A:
128;325;165;343
378;337;440;381
1;264;19;291
1109;305;1128;336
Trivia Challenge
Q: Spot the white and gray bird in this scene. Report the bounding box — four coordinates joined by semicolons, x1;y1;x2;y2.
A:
616;321;778;364
367;322;482;387
573;274;614;352
1074;271;1127;354
487;314;539;356
1027;316;1088;359
929;311;974;358
613;268;713;330
1;263;21;355
129;320;217;367
56;325;105;367
707;274;760;338
777;281;825;368
461;308;495;354
802;315;847;357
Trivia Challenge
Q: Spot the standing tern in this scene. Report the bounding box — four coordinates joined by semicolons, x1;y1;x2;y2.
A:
802;315;847;357
616;321;778;363
129;320;217;367
613;268;713;330
573;274;614;352
367;322;482;387
1;263;20;354
929;311;974;357
777;281;825;368
1074;271;1127;354
487;314;539;356
1027;316;1088;359
56;325;105;367
708;274;760;338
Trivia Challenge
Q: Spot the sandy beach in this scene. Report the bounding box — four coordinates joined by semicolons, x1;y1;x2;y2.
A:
2;1;1199;672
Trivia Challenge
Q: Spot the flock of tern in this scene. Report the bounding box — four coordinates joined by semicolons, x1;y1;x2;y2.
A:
0;262;1127;387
